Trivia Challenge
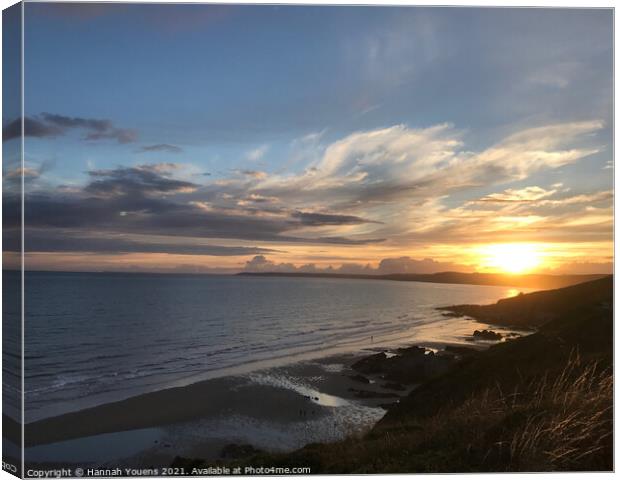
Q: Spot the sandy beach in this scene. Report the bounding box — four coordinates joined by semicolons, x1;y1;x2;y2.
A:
22;333;500;469
22;351;392;466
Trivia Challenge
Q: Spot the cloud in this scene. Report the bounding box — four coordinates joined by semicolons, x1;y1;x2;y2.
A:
15;120;609;264
243;255;466;275
4;166;41;182
3;113;137;143
2;159;56;192
392;183;613;247
3;117;63;141
238;170;268;180
470;121;603;181
237;194;279;205
243;255;374;274
7;162;381;248
291;210;377;226
242;121;602;214
473;186;558;204
246;145;269;161
3;228;278;256
7;191;380;246
137;144;183;154
376;256;465;274
527;61;582;89
544;261;613;275
85;164;198;197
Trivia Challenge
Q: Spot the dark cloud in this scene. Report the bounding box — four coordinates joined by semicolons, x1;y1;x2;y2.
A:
5;163;382;250
6;160;385;254
314;236;385;245
85;165;198;197
292;210;377;226
3;117;63;141
6;228;277;256
138;144;183;154
7;190;381;247
3;113;137;143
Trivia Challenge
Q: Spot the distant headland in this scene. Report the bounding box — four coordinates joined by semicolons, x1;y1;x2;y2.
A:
238;271;606;290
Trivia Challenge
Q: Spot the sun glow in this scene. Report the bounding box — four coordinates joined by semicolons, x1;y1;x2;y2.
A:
478;243;544;274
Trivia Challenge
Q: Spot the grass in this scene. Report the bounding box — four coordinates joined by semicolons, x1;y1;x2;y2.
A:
233;352;612;473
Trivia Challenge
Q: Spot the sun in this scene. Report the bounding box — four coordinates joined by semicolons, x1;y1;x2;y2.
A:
478;243;543;274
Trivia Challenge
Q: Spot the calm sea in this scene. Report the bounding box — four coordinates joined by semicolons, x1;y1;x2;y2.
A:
4;271;522;422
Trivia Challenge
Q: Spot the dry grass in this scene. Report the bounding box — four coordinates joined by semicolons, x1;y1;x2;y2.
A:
250;351;613;473
390;351;613;472
502;353;613;471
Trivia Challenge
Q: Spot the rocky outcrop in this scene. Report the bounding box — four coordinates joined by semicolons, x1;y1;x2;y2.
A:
351;347;454;384
472;329;502;341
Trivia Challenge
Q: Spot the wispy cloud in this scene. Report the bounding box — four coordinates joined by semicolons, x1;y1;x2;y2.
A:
246;144;269;161
137;143;183;154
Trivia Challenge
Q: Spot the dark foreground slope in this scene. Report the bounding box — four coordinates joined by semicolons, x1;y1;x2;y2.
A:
211;276;613;472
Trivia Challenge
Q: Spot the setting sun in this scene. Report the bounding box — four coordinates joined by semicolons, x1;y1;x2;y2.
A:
478;243;544;274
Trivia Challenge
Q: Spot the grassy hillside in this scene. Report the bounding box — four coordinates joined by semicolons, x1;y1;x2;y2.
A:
439;275;613;328
187;275;613;472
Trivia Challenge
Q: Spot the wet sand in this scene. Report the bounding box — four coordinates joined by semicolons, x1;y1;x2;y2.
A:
23;325;521;468
24;352;404;466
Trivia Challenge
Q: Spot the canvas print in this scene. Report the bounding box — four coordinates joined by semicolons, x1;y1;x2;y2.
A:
2;2;613;476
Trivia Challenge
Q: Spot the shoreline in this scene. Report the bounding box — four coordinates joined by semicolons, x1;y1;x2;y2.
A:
22;335;517;467
24;289;524;424
22;352;390;467
18;279;558;468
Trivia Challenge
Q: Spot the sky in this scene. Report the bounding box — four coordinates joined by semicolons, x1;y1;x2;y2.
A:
2;3;614;274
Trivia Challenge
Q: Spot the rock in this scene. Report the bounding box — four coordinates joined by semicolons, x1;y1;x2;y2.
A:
220;443;262;460
472;329;503;341
349;374;370;384
395;345;427;356
381;382;406;391
351;352;388;374
352;346;455;384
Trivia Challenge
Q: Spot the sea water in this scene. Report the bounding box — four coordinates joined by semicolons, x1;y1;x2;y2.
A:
3;271;522;422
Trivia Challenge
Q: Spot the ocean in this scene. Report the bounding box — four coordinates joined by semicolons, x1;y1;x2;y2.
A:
5;271;523;422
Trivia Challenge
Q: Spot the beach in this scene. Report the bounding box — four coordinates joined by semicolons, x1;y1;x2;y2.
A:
22;326;521;469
